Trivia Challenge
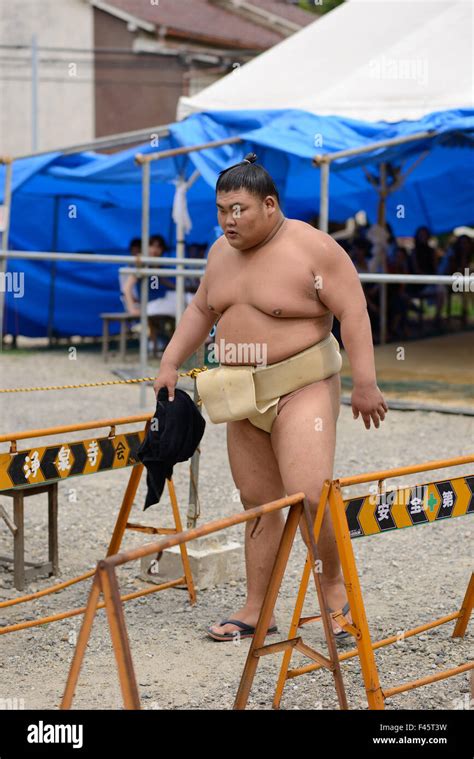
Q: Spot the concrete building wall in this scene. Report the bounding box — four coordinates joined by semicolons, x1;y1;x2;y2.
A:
0;0;94;156
93;9;184;137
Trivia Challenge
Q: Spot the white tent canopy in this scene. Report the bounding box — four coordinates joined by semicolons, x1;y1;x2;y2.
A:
177;0;472;123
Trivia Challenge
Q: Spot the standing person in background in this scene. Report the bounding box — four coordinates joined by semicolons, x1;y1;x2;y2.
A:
442;234;473;275
411;226;446;327
387;246;411;340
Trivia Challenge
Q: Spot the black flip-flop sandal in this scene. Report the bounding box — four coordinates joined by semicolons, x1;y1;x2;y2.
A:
207;618;279;642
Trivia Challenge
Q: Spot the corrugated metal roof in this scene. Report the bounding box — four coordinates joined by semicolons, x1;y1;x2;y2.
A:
105;0;315;49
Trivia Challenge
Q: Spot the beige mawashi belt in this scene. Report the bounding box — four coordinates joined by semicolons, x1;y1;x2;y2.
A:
196;334;342;425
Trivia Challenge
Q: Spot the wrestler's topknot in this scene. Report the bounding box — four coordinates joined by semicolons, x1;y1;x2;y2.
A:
216;152;280;204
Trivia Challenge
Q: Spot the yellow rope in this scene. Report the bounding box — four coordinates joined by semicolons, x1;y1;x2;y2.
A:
0;366;208;393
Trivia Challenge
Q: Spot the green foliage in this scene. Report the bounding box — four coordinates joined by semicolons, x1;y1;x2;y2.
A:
298;0;345;15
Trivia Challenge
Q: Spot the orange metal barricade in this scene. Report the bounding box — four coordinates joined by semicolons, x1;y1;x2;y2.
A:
0;415;196;635
270;455;474;710
61;492;351;710
4;433;471;710
60;455;473;711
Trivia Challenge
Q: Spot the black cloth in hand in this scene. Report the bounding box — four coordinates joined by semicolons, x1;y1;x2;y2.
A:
136;387;205;510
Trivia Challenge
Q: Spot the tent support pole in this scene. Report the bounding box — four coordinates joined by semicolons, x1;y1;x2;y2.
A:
174;169;201;326
0;158;13;350
318;159;330;234
378;163;387;346
139;161;151;409
175;199;185;325
47;196;60;347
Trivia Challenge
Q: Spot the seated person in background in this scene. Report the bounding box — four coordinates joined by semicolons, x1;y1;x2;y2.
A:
119;237;141;312
122;234;193;318
146;235;195;317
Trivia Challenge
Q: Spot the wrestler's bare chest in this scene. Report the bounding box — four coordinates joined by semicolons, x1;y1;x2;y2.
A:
206;219;333;364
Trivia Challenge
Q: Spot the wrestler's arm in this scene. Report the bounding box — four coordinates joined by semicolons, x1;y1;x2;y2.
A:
314;231;387;429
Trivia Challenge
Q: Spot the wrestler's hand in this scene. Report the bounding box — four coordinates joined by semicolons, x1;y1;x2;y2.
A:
351;382;388;430
153;363;178;401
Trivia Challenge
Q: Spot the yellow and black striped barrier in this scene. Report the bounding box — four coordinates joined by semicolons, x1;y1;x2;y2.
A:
0;431;145;492
345;475;473;538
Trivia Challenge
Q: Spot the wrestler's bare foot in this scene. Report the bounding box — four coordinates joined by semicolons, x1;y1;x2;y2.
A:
208;605;277;637
321;574;353;634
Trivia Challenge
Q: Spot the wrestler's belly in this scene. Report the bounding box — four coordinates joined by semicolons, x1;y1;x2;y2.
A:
214;304;333;365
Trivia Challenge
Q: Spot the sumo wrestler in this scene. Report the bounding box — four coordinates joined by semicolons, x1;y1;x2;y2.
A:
154;154;387;641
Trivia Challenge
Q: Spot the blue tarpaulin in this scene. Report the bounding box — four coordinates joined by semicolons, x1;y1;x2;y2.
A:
1;107;473;337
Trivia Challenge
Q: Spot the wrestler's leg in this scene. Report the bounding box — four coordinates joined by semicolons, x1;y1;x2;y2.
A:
208;418;286;637
270;372;353;634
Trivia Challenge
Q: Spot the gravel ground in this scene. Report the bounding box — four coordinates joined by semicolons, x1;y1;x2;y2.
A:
0;347;472;711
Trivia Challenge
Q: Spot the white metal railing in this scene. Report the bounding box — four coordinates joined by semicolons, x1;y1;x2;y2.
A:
0;250;207;266
1;249;472;407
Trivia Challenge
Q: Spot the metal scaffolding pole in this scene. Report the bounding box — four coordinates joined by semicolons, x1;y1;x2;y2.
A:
134;135;243;408
31;35;39;152
47;197;60;346
313;130;441;345
174;169;201;324
313;131;438;241
10;126;171;161
139;160;151;408
318;159;330;234
2;251;207;266
378;162;388;345
119;268;205;278
0;158;13;350
135;136;242;330
175;177;186;326
313;129;436;167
